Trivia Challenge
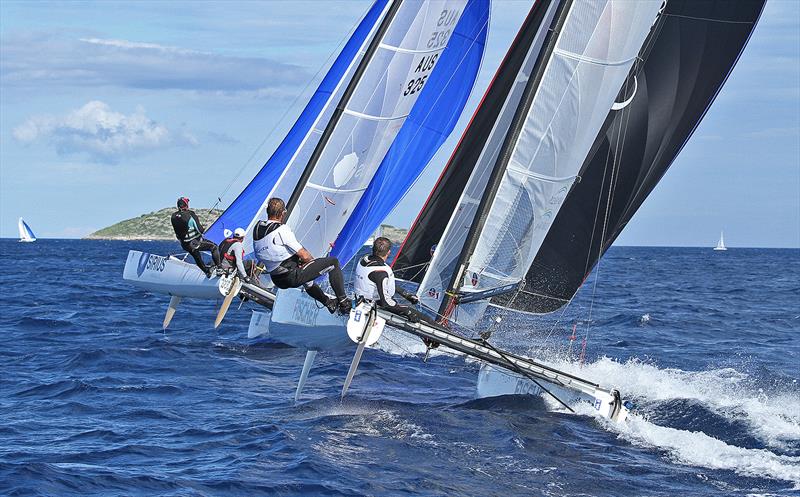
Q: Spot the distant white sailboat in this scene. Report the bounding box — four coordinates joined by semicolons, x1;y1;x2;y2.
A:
18;218;36;243
714;231;727;251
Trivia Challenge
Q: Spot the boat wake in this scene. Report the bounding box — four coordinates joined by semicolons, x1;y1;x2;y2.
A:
568;357;800;485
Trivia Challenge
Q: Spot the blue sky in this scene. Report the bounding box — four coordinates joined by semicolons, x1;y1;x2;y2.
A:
1;0;798;247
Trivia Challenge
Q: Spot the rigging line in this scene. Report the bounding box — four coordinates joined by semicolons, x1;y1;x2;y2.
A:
612;11;674;224
583;59;638;351
662;13;754;25
479;338;574;413
208;2;371;210
530;10;665;357
576;7;665;280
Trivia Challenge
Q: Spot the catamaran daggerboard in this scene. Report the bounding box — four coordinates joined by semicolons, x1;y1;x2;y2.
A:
123;0;765;421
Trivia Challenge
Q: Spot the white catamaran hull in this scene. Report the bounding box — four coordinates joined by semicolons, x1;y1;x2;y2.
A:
476;364;628;422
250;288;352;350
123;250;223;299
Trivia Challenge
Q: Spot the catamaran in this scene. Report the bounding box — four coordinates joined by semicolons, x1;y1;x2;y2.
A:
18;218;36;243
714;231;727;251
123;0;765;422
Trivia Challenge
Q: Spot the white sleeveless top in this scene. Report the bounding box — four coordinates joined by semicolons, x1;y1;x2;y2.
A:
253;222;303;272
354;255;396;305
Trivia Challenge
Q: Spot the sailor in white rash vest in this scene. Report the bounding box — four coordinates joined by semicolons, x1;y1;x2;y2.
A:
354;237;439;347
252;197;350;314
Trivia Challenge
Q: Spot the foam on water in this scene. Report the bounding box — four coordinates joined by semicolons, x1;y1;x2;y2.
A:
614;414;800;486
554;357;800;485
570;357;800;451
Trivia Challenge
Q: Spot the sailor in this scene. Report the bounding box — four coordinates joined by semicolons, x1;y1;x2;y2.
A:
253;197;350;314
170;196;221;278
354;237;440;339
218;227;258;285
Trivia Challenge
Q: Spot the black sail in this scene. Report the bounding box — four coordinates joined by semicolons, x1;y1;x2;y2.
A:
393;0;556;282
511;0;767;313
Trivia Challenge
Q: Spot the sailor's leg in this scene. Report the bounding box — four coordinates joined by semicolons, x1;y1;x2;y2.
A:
198;238;221;266
182;241;209;273
303;283;329;305
298;257;346;300
382;304;440;347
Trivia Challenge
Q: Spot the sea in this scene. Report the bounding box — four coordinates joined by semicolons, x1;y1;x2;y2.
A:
1;239;798;497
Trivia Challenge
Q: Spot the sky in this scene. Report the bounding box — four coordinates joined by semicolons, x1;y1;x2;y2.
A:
1;0;798;247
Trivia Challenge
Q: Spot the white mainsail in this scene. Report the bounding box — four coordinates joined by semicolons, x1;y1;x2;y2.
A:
18;218;36;242
420;0;662;325
237;2;393;256
714;231;727;251
286;0;467;259
417;0;561;314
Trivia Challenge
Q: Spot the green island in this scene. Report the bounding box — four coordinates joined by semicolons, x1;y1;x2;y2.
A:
85;208;408;243
85;208;222;240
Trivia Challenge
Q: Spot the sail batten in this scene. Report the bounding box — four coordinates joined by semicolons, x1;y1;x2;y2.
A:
377;43;443;54
341;108;410;121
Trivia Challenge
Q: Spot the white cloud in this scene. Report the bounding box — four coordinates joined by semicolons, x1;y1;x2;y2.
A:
13;100;197;163
1;33;310;94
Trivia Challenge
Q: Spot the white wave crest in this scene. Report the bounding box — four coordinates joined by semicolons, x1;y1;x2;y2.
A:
563;357;800;452
617;415;800;485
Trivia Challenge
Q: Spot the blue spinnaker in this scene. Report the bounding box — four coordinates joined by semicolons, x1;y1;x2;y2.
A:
330;0;489;266
205;0;389;243
23;221;35;239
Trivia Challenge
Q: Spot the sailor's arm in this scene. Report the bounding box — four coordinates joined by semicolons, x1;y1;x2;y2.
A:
190;211;206;233
233;244;248;279
397;287;419;304
295;247;314;264
281;228;314;264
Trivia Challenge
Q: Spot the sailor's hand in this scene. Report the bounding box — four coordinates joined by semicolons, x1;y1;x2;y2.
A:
404;293;420;305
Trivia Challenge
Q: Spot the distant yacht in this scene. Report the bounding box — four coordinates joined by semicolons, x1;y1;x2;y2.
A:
714;231;727;251
18;217;36;243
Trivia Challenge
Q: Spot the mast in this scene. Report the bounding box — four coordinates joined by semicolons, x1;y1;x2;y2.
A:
438;0;573;319
285;0;403;218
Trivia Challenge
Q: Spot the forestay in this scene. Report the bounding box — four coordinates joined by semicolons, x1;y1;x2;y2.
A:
287;0;469;259
420;0;663;326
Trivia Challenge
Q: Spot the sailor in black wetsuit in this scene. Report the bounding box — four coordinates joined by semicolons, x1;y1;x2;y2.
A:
354;237;439;340
252;197;350;314
170;197;221;278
